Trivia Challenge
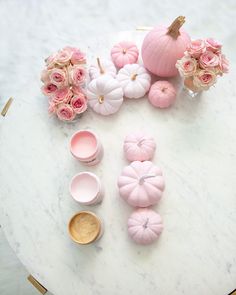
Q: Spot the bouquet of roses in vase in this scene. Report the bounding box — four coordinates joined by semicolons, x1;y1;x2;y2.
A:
176;38;229;97
41;46;87;121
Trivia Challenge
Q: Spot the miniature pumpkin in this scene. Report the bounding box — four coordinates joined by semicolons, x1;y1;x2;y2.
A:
148;80;177;108
142;16;191;77
116;64;151;99
128;208;163;245
89;57;117;80
117;161;165;207
111;41;139;68
124;131;156;162
87;75;123;116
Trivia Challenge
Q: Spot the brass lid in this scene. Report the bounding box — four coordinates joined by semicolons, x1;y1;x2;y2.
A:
68;211;101;245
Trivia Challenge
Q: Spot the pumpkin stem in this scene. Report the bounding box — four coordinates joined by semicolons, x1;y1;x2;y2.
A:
167;16;185;39
131;73;138;81
97;57;104;74
139;174;156;184
137;138;146;147
98;95;104;104
143;218;149;228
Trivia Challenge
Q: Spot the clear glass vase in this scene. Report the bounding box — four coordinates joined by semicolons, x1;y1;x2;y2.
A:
184;77;202;98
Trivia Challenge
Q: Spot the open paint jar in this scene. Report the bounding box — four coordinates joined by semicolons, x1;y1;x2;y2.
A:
70;172;104;205
68;211;103;245
70;130;103;166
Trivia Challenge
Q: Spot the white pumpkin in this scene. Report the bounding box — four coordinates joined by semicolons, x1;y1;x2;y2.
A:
116;64;151;99
89;58;117;80
87;75;124;116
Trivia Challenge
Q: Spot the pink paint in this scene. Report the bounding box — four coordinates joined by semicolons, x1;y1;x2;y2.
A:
70;130;103;166
70;172;104;205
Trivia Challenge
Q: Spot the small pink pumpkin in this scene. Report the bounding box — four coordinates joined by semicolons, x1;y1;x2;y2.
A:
111;41;139;68
124;131;156;162
117;161;165;207
148;80;176;108
142;16;191;77
128;208;163;245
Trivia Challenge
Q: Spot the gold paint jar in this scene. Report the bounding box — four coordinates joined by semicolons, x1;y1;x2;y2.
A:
68;211;103;245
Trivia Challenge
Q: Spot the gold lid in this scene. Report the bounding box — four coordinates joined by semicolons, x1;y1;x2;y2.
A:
68;211;101;245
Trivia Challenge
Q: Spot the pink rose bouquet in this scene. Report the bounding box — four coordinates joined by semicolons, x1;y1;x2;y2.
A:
41;46;87;121
176;38;229;92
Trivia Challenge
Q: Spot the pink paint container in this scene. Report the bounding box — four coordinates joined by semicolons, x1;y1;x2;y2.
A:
70;172;104;205
70;130;103;166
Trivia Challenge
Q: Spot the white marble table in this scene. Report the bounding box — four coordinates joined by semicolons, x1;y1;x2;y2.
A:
1;25;236;295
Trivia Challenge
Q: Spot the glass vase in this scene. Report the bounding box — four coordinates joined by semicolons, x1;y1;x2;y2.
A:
184;77;202;98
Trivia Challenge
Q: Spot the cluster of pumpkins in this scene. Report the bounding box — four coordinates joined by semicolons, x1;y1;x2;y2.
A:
87;16;190;115
117;131;165;245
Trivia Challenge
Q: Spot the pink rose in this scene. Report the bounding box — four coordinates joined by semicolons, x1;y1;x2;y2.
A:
205;38;222;53
61;46;86;64
56;104;76;121
199;51;219;69
63;46;77;53
219;54;229;74
176;56;197;77
45;53;57;69
41;69;50;83
193;70;217;90
71;85;83;95
70;94;87;114
41;83;58;96
49;68;67;87
69;66;86;86
48;101;56;114
52;87;73;104
55;49;71;66
187;39;206;57
71;49;86;65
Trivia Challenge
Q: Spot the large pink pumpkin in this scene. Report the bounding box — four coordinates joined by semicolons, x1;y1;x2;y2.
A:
117;161;165;207
142;16;191;77
128;208;163;245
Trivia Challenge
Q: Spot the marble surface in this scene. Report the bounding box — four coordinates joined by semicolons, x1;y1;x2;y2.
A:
0;226;43;295
1;1;236;295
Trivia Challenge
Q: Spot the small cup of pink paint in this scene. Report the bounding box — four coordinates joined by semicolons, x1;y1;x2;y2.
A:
70;130;103;166
70;172;104;205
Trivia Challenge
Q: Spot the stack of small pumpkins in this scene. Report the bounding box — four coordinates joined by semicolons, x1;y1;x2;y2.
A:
87;40;151;115
117;131;165;245
87;16;190;114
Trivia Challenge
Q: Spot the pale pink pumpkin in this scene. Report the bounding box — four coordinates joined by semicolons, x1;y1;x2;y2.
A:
111;41;139;68
148;81;176;108
142;16;191;77
117;161;165;207
124;131;156;162
128;208;163;245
